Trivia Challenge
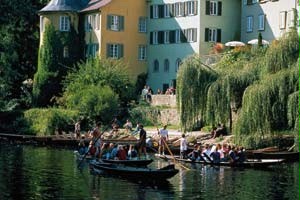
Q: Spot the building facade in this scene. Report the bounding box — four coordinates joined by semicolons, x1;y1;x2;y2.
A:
38;0;299;92
241;0;298;43
147;0;241;92
39;0;147;79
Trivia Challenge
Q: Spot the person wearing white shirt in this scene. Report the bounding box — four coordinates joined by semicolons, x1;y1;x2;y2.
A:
158;125;169;155
180;134;187;159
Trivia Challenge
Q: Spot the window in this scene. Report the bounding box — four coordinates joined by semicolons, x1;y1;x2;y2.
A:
246;16;253;32
40;16;44;32
153;5;159;18
153;60;159;72
187;1;197;16
164;31;170;44
205;28;221;42
252;0;258;3
107;44;123;59
138;45;147;60
63;46;69;58
138;17;147;33
206;1;222;16
175;30;181;43
164;4;171;18
287;10;295;27
107;15;124;31
85;43;99;57
111;16;119;30
258;14;265;30
279;11;286;29
59;16;70;31
150;31;158;44
186;28;197;42
175;2;184;17
175;59;181;72
164;59;169;72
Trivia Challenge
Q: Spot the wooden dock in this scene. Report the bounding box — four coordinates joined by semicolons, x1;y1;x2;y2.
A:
0;133;139;147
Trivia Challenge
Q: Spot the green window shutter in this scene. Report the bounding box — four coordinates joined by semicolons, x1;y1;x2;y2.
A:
150;32;153;44
158;31;163;44
150;6;153;18
180;29;187;43
218;2;222;16
119;16;124;31
205;28;209;42
158;5;164;18
118;44;123;58
107;15;111;30
206;1;210;15
170;30;175;43
217;29;221;42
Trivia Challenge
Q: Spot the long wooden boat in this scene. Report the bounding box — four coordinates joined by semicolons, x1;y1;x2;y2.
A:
101;159;153;167
90;161;179;180
75;151;153;166
155;154;285;168
251;151;299;162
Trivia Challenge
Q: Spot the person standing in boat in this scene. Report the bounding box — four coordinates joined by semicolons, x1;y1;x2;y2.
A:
180;134;188;159
74;120;81;139
89;122;102;158
158;124;169;155
138;124;147;159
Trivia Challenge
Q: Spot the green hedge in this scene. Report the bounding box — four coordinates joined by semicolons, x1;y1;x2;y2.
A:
23;108;79;136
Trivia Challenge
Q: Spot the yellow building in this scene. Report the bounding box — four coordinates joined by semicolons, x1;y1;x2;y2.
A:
39;0;148;78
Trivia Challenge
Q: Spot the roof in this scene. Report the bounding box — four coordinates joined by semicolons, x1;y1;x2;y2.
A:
80;0;112;13
39;0;88;13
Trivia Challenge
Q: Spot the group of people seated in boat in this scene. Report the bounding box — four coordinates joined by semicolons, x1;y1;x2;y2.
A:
78;139;140;160
99;143;139;160
186;143;246;164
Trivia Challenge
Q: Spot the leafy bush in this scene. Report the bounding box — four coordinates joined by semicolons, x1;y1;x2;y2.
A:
23;108;79;136
62;85;118;123
129;105;160;126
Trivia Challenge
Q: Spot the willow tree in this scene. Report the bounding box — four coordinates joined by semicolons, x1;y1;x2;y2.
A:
234;66;299;147
176;54;218;131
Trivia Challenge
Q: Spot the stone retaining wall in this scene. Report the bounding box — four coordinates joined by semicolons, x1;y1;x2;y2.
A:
151;95;176;107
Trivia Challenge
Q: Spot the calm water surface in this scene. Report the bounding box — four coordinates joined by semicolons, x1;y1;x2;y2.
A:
0;142;298;200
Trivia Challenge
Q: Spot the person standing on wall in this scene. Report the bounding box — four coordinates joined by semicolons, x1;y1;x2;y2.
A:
158;124;169;155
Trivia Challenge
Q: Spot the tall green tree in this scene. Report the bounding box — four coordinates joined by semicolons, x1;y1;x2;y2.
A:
0;0;47;110
33;24;82;107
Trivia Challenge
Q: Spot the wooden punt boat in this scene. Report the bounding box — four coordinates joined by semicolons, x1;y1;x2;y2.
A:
155;154;285;168
75;151;153;166
251;151;299;162
90;161;179;180
101;159;153;167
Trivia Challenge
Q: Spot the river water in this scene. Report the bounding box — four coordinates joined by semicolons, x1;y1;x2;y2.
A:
0;142;298;200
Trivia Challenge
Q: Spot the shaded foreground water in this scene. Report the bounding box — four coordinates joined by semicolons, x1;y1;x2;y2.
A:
0;142;298;200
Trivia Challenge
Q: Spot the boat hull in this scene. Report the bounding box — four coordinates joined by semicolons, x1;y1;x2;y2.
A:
90;161;179;180
155;154;285;168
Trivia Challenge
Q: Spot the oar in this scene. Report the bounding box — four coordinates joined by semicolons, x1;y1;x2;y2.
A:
162;137;190;170
203;152;213;164
77;125;110;168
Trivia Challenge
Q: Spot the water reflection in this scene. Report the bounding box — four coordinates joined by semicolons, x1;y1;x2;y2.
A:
0;142;298;200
